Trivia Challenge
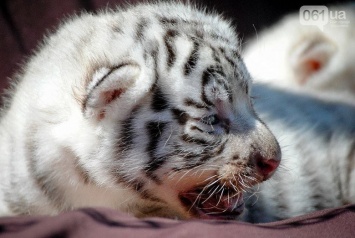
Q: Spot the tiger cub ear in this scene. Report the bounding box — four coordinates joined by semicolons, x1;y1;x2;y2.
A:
83;63;140;120
290;35;337;84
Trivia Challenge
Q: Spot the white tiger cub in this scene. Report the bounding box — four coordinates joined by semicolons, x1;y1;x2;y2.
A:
0;2;282;219
244;5;355;102
240;5;355;222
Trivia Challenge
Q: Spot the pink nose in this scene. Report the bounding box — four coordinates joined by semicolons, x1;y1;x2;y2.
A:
254;153;280;181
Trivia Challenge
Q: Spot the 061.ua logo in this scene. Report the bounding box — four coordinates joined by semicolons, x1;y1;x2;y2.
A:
299;6;347;31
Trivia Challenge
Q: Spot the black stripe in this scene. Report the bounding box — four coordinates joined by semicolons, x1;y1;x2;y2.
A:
235;69;243;83
116;176;163;202
159;17;178;25
190;125;204;133
134;180;165;202
312;194;329;210
215;77;232;102
159;16;204;27
144;45;160;94
151;46;159;85
299;156;330;212
195;28;204;39
232;50;242;60
134;180;144;192
210;33;231;44
26;131;66;211
222;78;233;103
213;65;226;78
201;68;214;106
145;156;165;184
164;29;178;68
146;156;167;173
183;19;199;26
135;17;148;41
151;86;169;111
146;121;167;157
119;107;140;152
181;134;212;147
238;81;249;96
184;98;207;109
112;24;122;33
171;108;190;125
170;146;211;171
184;40;199;75
216;78;229;92
212;47;221;64
225;55;236;69
232;155;240;161
74;160;92;184
145;121;168;180
245;83;249;94
175;153;213;171
199;154;213;163
140;191;164;203
179;152;201;160
219;47;237;68
214;140;227;156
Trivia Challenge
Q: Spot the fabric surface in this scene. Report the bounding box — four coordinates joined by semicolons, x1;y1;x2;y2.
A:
0;205;354;238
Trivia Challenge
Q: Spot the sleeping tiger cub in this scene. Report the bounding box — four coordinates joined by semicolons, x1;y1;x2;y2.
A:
244;5;355;103
0;2;281;219
240;6;355;221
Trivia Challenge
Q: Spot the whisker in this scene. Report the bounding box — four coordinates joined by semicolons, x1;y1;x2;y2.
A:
202;184;220;204
216;183;226;206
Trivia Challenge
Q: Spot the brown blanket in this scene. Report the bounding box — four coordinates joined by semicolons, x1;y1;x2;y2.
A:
1;205;354;238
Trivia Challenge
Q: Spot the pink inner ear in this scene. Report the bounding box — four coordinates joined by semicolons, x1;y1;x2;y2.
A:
103;88;125;104
307;59;322;72
97;88;125;120
299;59;322;85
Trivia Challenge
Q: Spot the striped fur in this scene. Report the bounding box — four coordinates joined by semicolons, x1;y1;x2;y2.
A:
0;2;281;219
1;2;354;222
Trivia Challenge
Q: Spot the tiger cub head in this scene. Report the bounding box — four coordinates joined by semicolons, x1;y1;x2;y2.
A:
68;4;281;220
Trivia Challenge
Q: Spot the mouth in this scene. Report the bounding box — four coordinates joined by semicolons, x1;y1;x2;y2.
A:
179;184;245;220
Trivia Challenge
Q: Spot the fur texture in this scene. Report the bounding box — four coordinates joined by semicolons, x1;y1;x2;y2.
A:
244;5;355;103
243;84;355;222
0;2;281;220
1;2;354;223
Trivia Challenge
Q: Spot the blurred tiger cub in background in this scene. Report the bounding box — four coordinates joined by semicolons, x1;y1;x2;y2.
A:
240;4;355;222
244;5;355;103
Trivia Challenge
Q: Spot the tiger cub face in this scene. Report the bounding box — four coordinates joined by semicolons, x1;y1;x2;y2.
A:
1;3;281;220
77;10;281;219
85;62;280;220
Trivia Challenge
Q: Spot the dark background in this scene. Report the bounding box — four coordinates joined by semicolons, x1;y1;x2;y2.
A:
0;0;348;92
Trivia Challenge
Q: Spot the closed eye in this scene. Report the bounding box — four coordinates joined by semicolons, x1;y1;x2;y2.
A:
201;114;220;126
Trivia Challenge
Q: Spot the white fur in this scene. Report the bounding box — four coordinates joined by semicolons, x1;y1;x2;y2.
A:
0;2;281;219
244;5;355;104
